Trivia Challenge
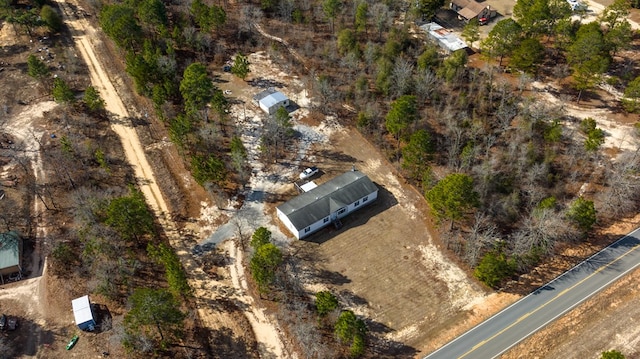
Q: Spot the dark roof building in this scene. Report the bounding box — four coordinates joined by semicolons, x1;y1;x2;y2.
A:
277;170;378;239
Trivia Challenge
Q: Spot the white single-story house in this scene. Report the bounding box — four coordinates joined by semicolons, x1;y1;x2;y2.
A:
277;170;378;239
0;231;22;284
72;295;97;331
252;88;290;115
420;22;468;53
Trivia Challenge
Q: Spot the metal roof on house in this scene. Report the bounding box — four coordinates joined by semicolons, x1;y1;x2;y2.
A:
420;23;468;52
277;170;378;231
260;91;288;109
72;295;94;325
0;231;20;271
252;88;278;102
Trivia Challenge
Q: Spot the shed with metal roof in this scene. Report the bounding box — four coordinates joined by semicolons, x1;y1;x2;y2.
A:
72;295;97;331
252;88;290;115
0;231;22;284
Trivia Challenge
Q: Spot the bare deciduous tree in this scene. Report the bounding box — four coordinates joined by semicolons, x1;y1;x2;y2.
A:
371;3;392;41
414;68;439;104
391;57;414;98
465;212;497;266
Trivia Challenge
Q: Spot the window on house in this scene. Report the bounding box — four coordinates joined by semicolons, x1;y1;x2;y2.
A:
323;217;329;223
354;200;360;207
363;196;368;203
338;208;346;214
305;227;311;233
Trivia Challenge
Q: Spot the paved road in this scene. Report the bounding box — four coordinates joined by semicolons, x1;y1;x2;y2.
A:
425;227;640;359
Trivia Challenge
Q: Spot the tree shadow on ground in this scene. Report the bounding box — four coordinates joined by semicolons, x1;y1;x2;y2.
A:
557;82;607;107
367;320;420;359
314;268;351;285
246;77;286;89
9;317;57;357
337;289;368;307
194;326;259;359
313;148;358;165
93;303;113;333
0;45;29;59
212;74;229;84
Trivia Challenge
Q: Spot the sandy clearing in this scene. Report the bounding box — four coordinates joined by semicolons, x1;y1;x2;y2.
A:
531;82;639;152
581;0;640;30
0;99;55;331
418;244;484;310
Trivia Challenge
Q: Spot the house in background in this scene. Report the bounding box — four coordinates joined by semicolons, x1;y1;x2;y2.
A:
420;23;468;54
72;295;97;331
450;0;494;24
277;170;378;239
252;88;290;115
0;231;22;284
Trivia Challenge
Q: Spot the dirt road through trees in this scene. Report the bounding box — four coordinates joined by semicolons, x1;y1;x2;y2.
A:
53;1;288;357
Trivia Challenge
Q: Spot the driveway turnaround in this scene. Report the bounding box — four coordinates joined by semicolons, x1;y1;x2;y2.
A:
425;227;640;359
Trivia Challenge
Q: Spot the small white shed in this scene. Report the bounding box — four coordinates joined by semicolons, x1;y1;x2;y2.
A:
252;88;290;115
72;295;96;331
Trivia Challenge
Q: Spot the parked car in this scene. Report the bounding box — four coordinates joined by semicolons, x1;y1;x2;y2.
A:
0;314;6;330
567;0;587;11
299;166;319;180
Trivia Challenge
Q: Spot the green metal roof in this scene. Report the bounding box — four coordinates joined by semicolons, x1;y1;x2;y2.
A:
0;231;21;270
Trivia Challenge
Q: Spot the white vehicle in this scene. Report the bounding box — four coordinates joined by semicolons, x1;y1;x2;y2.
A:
299;166;319;180
567;0;587;11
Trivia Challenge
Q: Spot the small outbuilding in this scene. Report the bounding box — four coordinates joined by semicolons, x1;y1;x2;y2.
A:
252;88;290;115
72;295;97;331
0;231;22;284
277;170;378;239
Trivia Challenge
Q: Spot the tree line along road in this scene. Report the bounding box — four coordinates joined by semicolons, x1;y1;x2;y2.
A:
425;227;640;359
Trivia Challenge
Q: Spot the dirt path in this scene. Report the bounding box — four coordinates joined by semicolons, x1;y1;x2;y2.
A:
53;1;289;357
253;23;309;72
0;100;58;358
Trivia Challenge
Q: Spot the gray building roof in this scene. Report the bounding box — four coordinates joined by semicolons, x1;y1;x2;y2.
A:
277;170;378;231
260;91;288;109
0;231;20;271
253;88;279;102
